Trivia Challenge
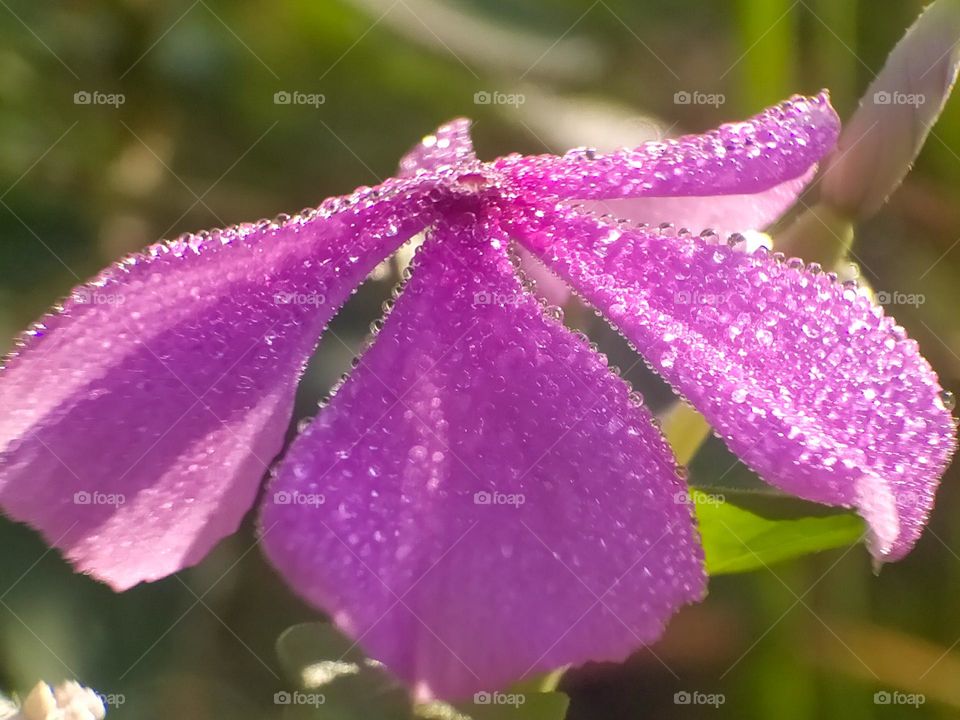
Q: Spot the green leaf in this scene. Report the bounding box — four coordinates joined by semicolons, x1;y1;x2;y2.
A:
275;622;413;720
508;669;567;694
694;495;866;575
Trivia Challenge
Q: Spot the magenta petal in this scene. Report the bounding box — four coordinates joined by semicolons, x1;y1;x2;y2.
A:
399;118;476;177
261;217;705;699
582;165;816;236
497;93;838;200
509;205;957;561
0;180;431;590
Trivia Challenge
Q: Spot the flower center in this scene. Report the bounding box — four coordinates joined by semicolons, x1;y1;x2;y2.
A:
455;171;489;192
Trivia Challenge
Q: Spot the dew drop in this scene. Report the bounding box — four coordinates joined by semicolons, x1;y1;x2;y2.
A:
546;306;564;322
408;445;429;461
755;328;774;347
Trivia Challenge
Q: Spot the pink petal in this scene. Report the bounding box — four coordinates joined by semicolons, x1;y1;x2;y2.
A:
0;179;431;590
261;216;704;699
399;118;476;176
496;93;838;200
581;165;816;236
508;204;957;562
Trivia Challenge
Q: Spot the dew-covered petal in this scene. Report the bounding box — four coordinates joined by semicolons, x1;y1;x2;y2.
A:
0;179;432;590
496;93;838;201
508;203;956;562
399;118;476;177
581;165;815;236
261;216;705;699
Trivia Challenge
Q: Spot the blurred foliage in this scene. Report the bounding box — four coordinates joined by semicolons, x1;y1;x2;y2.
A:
276;622;569;720
2;1;960;719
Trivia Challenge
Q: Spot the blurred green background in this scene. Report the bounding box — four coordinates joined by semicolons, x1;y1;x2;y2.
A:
2;1;960;718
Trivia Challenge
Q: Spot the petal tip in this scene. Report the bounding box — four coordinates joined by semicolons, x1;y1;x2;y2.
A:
855;472;901;560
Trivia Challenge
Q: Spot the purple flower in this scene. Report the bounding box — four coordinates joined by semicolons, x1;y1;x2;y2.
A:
0;94;955;699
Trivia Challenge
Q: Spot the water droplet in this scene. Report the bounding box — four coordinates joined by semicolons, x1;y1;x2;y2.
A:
755;328;774;347
409;445;429;461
